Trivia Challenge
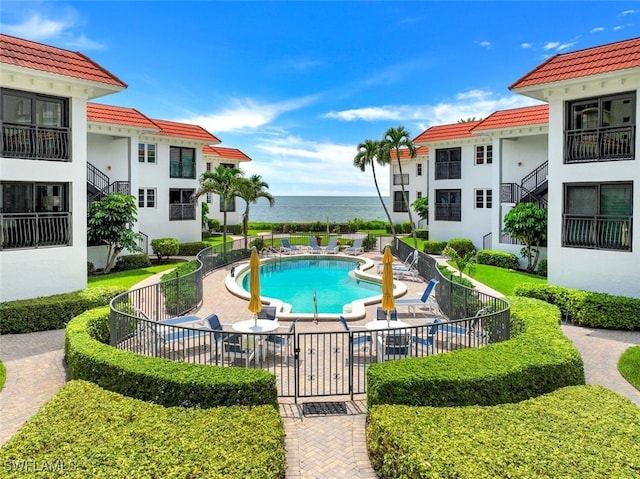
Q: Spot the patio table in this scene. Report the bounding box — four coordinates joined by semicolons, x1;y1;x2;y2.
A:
232;319;281;362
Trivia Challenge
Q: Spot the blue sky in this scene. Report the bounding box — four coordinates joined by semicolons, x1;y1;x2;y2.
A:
1;2;638;196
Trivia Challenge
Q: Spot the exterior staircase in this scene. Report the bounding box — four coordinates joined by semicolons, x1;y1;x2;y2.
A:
500;160;548;208
87;162;130;204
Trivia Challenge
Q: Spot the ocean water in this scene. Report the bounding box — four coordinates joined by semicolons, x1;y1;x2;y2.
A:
245;196;390;223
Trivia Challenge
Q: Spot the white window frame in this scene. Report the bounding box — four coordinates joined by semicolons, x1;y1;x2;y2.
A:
475;188;493;209
475;145;492;165
417;163;423;176
138;188;156;208
138;143;157;164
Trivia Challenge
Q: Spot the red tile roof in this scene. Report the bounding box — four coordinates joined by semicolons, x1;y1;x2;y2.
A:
87;103;158;130
0;33;126;88
202;145;251;161
413;121;481;144
390;146;429;159
151;119;221;143
472;105;548;132
510;36;640;90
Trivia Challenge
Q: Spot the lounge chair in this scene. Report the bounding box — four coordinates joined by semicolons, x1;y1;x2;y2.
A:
321;236;339;254
280;238;301;254
376;307;398;321
378;331;411;361
344;238;363;255
266;318;298;358
412;318;441;354
222;334;255;367
308;236;323;254
395;279;438;316
339;316;372;353
438;307;492;348
377;249;418;274
257;306;278;321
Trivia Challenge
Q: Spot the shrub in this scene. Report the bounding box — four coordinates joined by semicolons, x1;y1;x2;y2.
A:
361;234;376;251
0;286;126;334
0;380;286;478
537;258;548;277
619;346;640;391
513;283;640;330
65;307;279;408
207;217;220;231
423;240;448;255
416;228;429;240
150;237;179;260
476;250;520;270
225;224;243;235
367;296;584;408
250;237;265;251
178;241;208;256
112;253;151;272
445;238;476;256
201;231;211;239
368;386;640;479
87;261;95;275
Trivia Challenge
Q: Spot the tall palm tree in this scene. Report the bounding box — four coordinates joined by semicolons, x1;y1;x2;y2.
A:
237;174;275;249
384;125;418;248
194;165;243;253
353;139;396;238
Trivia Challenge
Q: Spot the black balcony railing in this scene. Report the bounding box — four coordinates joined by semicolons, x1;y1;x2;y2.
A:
521;161;548;193
1;123;70;161
563;214;632;251
1;212;72;250
435;204;461;221
170;203;196;221
434;161;461;180
565;126;634;163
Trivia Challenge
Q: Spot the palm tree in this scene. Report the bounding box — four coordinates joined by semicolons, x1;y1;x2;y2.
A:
353;139;396;238
237;174;275;249
384;125;418;248
194;165;243;253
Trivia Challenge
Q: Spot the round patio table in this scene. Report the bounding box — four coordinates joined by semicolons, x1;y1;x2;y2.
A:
232;319;281;362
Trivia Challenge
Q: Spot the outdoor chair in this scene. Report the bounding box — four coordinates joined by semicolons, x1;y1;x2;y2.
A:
438;307;493;349
395;279;438;316
258;306;278;321
308;236;323;254
378;331;411;361
376;307;398;321
321;236;339;254
222;334;255;367
339;316;372;353
266;318;298;358
280;238;301;254
344;238;364;255
412;318;442;354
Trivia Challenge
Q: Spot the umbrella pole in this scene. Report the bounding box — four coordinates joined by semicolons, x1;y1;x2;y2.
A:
386;310;390;328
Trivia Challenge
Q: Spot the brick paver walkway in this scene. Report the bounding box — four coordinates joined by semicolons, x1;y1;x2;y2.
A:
1;254;640;478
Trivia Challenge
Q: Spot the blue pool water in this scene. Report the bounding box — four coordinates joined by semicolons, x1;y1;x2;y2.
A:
240;257;381;313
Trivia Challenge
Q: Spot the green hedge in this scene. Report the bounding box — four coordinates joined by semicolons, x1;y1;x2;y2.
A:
423;240;448;255
514;283;640;330
178;241;209;256
150;237;179;259
476;249;520;270
619;346;640;391
368;385;640;479
112;253;152;272
65;307;278;408
446;238;476;256
0;380;286;479
367;296;584;408
0;286;126;334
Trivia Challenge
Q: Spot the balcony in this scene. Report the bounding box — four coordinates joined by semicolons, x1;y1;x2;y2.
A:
434;161;461;180
1;212;72;250
1;123;70;161
435;204;461;222
170;203;196;221
565;126;634;163
563;214;632;251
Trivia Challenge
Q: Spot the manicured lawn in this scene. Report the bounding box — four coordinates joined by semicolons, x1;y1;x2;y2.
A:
87;264;180;290
452;262;547;295
0;361;6;391
619;346;640;391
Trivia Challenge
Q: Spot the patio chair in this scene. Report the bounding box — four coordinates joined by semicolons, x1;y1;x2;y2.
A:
378;331;411;361
339;316;372;353
308;236;323;254
377;249;418;274
222;334;255;367
280;238;301;254
438;307;493;349
395;278;438;316
258;306;278;321
266;318;298;358
202;313;232;363
321;236;339;254
412;318;442;354
344;238;363;255
376;307;398;321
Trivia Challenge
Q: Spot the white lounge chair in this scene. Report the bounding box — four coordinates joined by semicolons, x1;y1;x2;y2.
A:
395;279;438;316
321;236;339;254
344;238;363;255
308;236;323;254
280;238;301;254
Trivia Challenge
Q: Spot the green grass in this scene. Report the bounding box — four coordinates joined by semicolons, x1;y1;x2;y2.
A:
0;361;6;391
87;264;180;290
453;262;546;295
619;346;640;391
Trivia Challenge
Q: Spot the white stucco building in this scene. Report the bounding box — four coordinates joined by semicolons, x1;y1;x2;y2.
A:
388;146;429;227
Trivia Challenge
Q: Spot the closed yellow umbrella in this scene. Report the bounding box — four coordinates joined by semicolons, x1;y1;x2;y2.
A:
248;247;261;325
381;246;395;327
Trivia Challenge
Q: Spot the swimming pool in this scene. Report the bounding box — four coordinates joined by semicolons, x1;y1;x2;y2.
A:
239;257;382;314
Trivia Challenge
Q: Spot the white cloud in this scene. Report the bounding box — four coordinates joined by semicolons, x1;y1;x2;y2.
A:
478;41;492;49
178;95;318;133
620;9;638;16
3;12;70;40
590;27;605;33
556;41;577;51
521;42;533;49
543;41;560;50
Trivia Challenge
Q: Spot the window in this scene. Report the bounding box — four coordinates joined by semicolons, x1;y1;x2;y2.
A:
138;144;156;163
1;181;71;249
221;163;235;169
476;145;492;165
169;188;195;220
417;163;423;176
206;162;212;172
475;189;492;208
563;182;633;251
220;196;236;212
434;148;461;179
1;88;70;161
393;191;409;212
206;193;213;204
169;146;196;178
138;188;156;208
435;189;461;221
565;92;635;163
417;191;423;200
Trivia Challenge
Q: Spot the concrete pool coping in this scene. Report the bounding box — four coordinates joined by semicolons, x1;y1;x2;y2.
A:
224;253;408;322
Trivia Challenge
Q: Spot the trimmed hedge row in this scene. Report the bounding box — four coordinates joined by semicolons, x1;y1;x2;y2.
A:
0;380;286;479
366;296;584;408
476;249;520;270
423;240;448;255
514;283;640;330
0;286;126;334
178;241;209;256
619;346;640;392
112;253;151;272
368;385;640;479
65;307;278;408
